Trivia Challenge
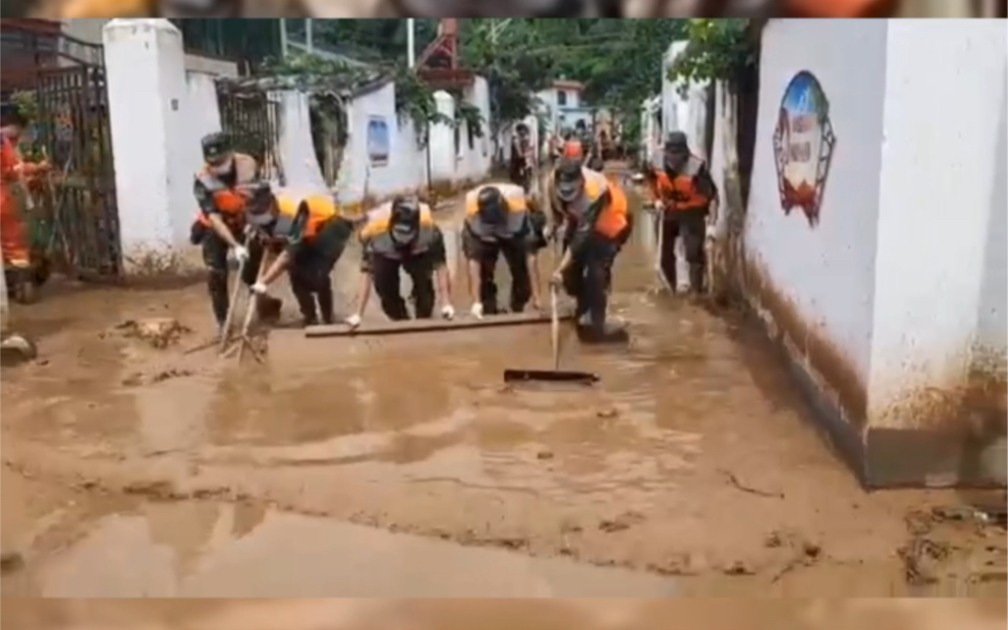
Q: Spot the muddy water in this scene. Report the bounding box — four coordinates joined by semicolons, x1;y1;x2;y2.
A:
1;184;1005;597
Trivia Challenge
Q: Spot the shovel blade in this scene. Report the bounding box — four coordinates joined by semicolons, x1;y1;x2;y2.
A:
503;369;599;385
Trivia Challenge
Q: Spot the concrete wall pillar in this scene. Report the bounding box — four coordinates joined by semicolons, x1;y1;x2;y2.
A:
103;19;191;275
428;90;456;184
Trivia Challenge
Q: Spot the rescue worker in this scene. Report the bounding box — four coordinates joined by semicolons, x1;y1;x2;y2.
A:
548;158;633;342
0;111;49;302
510;123;535;192
242;184;354;327
189;132;263;330
648;131;719;294
346;195;454;327
461;183;543;319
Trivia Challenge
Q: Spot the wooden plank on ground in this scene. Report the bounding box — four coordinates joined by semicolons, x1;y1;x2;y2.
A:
305;309;574;338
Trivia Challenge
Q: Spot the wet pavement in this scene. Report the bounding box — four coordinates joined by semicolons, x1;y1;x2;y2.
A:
1;179;1005;598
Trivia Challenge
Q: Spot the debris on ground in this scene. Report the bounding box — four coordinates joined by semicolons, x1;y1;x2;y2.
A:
899;536;951;586
598;511;645;533
719;468;785;499
121;367;195;387
114;318;191;349
0;550;23;573
0;333;37;366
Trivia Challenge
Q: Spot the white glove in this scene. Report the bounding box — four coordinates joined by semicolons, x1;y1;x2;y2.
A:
441;304;455;320
470;302;484;320
232;244;249;263
345;313;362;329
250;281;268;295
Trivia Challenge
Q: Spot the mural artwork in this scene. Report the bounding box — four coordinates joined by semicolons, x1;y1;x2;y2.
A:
367;116;390;166
772;71;836;228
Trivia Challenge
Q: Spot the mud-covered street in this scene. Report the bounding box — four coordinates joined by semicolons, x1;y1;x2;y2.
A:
1;187;1005;598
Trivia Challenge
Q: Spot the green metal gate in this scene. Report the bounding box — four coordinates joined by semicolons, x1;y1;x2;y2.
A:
32;63;121;279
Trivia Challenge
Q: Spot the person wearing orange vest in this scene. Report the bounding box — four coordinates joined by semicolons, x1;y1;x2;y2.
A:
346;196;454;327
189;132;263;329
461;183;543;319
648;131;719;294
242;184;354;327
548;157;632;343
1;111;50;302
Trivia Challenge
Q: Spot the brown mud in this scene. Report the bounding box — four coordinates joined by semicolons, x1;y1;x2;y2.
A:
1;180;1005;599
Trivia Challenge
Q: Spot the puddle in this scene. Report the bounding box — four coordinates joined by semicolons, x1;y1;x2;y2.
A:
4;501;677;597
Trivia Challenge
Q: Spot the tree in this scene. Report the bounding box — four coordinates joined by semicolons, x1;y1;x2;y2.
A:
665;19;757;91
459;19;556;140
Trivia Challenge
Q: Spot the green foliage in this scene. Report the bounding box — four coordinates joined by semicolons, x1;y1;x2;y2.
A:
391;66;450;146
457;18;683;143
666;19;756;92
454;99;485;147
10;90;37;122
261;52;381;92
459;19;555;133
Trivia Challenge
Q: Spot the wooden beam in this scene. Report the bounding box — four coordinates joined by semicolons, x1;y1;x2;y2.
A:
304;309;574;338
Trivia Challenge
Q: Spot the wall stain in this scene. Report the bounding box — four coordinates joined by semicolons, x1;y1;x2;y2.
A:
739;255;868;428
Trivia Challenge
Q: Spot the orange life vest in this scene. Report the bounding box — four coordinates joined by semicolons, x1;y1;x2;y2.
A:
552;167;628;241
359;201;437;260
651;155;711;212
270;192;339;242
193;153;258;229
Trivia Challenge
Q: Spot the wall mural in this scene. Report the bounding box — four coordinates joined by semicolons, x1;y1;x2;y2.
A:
367;115;389;167
773;70;836;228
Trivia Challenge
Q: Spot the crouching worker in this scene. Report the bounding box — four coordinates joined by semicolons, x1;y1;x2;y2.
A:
244;185;353;327
189;132;263;330
346;196;454;327
548;158;633;343
462;183;543;319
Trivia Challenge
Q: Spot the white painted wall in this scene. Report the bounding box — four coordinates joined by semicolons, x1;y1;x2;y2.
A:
743;19;1007;432
339;81;424;203
746;19;888;399
274;90;327;191
867;19;1008;423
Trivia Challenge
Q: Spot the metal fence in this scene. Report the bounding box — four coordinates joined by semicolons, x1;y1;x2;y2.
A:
32;63;121;278
216;83;284;184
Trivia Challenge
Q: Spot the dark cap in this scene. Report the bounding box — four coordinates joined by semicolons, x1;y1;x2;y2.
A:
201;132;232;162
476;186;507;226
553;158;584;202
390;195;421;243
664;131;688;150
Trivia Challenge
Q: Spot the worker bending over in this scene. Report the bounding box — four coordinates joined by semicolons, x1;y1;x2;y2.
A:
647;131;719;295
548;158;633;343
347;196;454;327
462;183;543;319
243;184;353;327
189;132;264;330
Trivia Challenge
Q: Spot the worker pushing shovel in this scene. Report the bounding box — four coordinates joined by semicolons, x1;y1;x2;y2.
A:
645;132;719;297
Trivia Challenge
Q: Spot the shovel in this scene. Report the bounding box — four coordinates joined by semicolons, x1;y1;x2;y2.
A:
653;207;674;294
502;284;599;385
